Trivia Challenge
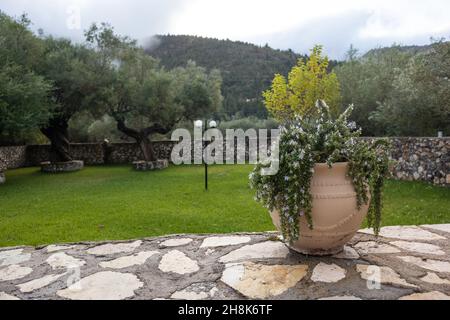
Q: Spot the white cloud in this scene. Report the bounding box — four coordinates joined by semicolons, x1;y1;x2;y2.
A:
0;0;449;58
359;1;450;39
169;0;450;42
168;0;353;39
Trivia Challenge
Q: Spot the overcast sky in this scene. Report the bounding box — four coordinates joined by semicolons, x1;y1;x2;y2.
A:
1;0;449;59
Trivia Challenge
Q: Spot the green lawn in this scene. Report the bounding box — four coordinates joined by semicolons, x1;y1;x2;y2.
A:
0;165;449;247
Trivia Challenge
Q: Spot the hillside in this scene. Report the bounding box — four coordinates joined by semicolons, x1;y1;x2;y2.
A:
148;35;432;120
146;35;306;119
363;43;435;58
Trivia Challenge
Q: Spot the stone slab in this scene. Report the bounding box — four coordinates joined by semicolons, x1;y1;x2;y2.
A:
420;272;450;285
311;263;346;283
354;241;401;255
160;238;193;247
18;273;65;293
398;256;450;273
46;252;86;270
399;291;450;300
356;264;418;288
46;245;77;253
390;241;445;255
358;226;446;241
0;249;31;266
200;236;251;248
221;262;308;299
0;265;33;281
57;271;143;300
0;292;20;300
158;250;199;275
0;227;449;300
421;224;450;234
99;251;159;269
219;241;289;263
332;246;360;260
87;240;142;255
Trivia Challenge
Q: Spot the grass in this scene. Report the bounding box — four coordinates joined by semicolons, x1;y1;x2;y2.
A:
0;165;449;247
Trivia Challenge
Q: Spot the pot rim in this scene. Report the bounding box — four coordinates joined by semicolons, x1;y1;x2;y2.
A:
314;162;348;168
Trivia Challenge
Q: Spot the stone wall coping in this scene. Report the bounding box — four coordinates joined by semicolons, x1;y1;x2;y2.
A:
1;136;449;149
1;137;448;185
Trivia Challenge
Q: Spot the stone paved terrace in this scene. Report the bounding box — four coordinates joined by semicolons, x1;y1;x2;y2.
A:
0;225;450;300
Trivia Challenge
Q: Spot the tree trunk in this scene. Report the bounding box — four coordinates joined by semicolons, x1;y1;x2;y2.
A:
136;135;156;162
41;118;72;162
116;118;156;162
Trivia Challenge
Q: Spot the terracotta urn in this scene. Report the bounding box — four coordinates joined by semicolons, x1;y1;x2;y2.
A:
270;162;370;256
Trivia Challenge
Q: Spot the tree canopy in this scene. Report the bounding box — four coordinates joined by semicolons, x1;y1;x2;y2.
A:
335;42;449;136
36;35;110;161
85;23;223;161
0;12;52;144
147;35;322;119
334;45;412;136
263;45;341;122
370;41;450;136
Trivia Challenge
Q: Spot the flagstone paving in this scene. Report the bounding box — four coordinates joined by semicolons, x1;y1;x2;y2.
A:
0;225;449;300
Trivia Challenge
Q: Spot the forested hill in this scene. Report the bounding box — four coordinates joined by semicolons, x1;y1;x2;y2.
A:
363;43;435;58
146;35;308;118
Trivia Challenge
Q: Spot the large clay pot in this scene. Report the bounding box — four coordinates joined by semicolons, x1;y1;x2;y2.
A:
270;162;370;256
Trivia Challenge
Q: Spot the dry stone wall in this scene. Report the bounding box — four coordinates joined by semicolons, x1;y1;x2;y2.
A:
0;138;448;186
0;146;27;170
388;138;449;186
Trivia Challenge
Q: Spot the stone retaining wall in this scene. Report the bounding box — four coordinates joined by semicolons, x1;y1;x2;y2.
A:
0;145;27;170
26;144;104;166
106;142;175;164
0;137;448;186
388;138;449;186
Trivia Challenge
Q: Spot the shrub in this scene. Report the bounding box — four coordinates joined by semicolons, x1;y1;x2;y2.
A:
249;101;391;242
263;46;341;122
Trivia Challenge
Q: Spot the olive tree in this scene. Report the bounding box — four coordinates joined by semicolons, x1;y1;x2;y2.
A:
37;36;108;162
0;12;52;145
334;45;412;136
86;24;223;162
370;40;450;136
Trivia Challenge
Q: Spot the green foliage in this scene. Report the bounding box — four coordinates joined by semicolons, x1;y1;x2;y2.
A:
148;35;341;119
86;25;223;136
69;112;125;143
249;101;391;242
218;117;279;131
0;12;44;69
87;115;124;142
2;165;449;247
39;36;106;121
68;111;94;142
370;40;450;136
263;46;342;122
0;12;52;144
0;64;52;144
334;45;412;136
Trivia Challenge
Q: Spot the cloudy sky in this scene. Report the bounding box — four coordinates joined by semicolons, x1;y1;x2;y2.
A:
1;0;449;59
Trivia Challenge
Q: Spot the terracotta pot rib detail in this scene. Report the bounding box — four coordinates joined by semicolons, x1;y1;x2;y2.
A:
311;192;357;199
310;209;363;232
311;181;353;187
271;162;370;256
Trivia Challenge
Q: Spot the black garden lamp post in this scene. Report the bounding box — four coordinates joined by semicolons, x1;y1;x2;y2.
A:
195;119;217;191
